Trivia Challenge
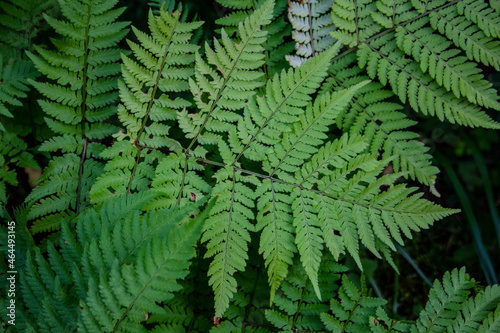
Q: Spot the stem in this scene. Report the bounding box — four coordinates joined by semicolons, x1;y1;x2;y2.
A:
75;1;92;214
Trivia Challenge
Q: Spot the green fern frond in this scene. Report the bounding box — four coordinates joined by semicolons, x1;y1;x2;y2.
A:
183;0;274;150
0;47;38;128
24;0;129;233
216;0;254;10
395;17;500;110
449;284;500;332
411;267;476;332
19;193;213;332
216;0;294;77
325;54;440;189
286;0;336;67
201;165;261;318
329;0;500;129
146;152;211;209
265;255;347;331
430;4;500;71
90;8;202;204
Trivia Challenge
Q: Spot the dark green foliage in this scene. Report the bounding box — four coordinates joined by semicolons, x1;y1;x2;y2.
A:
0;0;499;332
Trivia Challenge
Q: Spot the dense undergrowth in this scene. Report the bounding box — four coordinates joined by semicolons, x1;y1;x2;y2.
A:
0;0;499;331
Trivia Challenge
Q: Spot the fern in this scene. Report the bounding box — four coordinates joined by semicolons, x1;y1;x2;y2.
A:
3;0;500;331
0;0;58;51
329;0;500;129
286;0;336;67
19;193;213;332
24;0;129;233
90;8;203;204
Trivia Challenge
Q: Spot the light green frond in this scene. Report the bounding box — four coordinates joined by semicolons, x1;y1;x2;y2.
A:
236;43;343;163
357;36;500;129
396;18;500;111
184;0;274;150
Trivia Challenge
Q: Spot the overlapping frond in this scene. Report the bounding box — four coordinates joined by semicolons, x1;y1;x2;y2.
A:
24;0;129;233
329;0;500;129
265;255;347;332
20;193;213;332
320;275;387;331
0;0;58;50
411;268;481;333
182;0;274;150
286;0;336;67
90;8;202;204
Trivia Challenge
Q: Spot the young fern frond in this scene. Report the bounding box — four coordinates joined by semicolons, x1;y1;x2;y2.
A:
90;8;202;204
24;0;129;233
286;0;336;67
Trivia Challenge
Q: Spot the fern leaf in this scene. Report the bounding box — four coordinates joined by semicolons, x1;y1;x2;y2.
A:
202;166;260;318
396;18;500;110
320;275;386;332
430;4;500;71
0;0;58;50
357;36;500;129
286;0;336;67
449;284;500;332
326;54;440;189
411;267;476;332
237;43;343;162
91;8;201;204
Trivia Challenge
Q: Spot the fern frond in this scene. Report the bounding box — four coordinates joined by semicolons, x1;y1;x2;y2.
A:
19;193;212;332
236;43;342;163
329;0;500;130
320;274;387;332
25;0;129;232
146;152;211;209
357;35;500;128
449;284;500;332
90;8;202;204
216;0;294;77
201;165;260;318
396;17;500;110
0;48;38;129
411;267;476;332
326;54;440;189
430;4;500;71
286;0;336;67
265;255;347;331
